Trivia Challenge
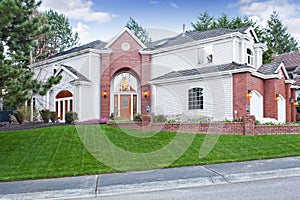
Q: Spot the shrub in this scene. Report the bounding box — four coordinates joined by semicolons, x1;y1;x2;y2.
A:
152;114;166;123
13;110;25;124
65;111;78;124
40;109;51;123
50;111;57;123
133;113;142;122
99;118;108;124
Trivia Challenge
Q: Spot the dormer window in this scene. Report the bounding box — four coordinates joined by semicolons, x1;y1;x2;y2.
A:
247;48;253;65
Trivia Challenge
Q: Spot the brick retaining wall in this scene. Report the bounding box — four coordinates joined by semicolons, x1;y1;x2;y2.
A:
108;116;300;135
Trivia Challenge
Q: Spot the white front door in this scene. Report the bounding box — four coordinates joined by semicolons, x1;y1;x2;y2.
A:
250;90;263;120
277;94;286;123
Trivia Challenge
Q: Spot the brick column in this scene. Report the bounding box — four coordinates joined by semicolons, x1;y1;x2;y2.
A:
243;115;255;135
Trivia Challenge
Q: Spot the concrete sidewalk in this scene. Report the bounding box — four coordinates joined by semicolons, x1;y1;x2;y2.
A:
1;156;300;199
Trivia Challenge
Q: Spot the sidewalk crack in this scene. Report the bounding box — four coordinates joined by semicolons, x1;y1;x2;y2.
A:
203;166;230;183
95;175;99;197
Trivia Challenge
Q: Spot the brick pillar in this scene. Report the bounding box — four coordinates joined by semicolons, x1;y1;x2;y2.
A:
243;115;255;135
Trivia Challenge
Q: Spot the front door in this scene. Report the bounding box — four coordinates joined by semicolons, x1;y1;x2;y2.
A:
120;95;131;119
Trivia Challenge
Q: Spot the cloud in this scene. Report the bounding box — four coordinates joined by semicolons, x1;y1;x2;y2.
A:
168;2;179;8
234;0;300;41
39;0;118;23
149;1;160;4
73;22;99;44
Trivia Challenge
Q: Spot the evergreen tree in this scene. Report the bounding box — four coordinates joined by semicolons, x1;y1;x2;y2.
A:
0;0;61;109
263;11;299;63
126;17;151;44
191;11;215;31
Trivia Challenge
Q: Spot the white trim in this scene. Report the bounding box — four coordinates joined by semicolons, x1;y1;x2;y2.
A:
34;48;111;68
105;27;147;49
54;66;78;80
141;32;254;55
274;62;290;80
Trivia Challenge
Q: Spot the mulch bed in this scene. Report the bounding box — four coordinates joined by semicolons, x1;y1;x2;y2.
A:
0;122;71;132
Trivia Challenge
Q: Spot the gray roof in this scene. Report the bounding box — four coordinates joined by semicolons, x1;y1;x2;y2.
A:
151;62;250;81
59;65;91;82
257;62;282;75
145;27;251;50
50;40;107;58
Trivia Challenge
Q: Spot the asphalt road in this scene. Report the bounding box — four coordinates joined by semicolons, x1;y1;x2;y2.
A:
97;176;300;200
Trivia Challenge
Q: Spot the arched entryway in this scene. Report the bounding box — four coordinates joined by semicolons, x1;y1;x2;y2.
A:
277;94;286;122
250;90;263;120
55;90;73;121
111;71;140;120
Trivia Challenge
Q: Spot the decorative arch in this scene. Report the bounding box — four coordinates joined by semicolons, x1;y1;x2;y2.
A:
110;69;141;120
55;90;73;121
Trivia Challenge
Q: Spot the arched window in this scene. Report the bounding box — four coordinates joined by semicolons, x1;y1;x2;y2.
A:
247;48;253;65
114;72;137;92
188;88;203;110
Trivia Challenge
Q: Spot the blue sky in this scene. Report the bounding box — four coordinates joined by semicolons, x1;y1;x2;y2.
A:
39;0;300;44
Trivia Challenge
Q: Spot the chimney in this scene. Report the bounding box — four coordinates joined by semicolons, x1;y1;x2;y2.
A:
182;24;186;36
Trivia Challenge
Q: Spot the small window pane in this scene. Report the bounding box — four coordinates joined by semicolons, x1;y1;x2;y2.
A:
188;87;203;110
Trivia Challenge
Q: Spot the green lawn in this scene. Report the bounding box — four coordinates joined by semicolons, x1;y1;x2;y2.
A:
1;124;300;181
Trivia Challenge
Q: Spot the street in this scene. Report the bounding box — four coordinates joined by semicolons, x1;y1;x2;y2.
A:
97;176;300;200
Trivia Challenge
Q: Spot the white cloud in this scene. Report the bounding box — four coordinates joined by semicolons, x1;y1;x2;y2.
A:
39;0;117;23
235;0;300;41
149;1;160;4
168;2;179;8
74;22;99;44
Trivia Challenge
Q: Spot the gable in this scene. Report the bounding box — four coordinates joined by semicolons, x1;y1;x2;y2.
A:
242;27;259;43
105;27;146;50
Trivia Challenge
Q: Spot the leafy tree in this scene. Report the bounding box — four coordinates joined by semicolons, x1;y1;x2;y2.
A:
126;17;151;44
0;0;61;109
263;11;299;63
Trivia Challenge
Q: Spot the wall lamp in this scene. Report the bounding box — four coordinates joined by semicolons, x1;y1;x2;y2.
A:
275;94;280;101
103;90;107;98
144;91;148;98
246;90;252;98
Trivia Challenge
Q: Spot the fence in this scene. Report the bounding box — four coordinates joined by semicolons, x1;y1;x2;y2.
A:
0;110;13;123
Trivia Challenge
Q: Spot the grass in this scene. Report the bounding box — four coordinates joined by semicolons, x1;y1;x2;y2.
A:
1;124;300;181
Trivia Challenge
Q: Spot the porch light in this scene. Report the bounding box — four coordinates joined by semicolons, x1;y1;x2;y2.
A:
275;94;280;101
294;101;299;106
246;90;252;98
290;98;294;103
144;91;148;98
103;90;107;98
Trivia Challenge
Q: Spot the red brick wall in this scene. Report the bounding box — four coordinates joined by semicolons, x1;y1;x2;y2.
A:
233;71;295;122
233;72;264;118
107;121;300;135
100;30;151;118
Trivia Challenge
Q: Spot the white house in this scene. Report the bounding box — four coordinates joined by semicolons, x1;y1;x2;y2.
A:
34;26;298;122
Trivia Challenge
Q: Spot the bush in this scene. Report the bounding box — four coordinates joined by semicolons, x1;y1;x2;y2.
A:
50;111;57;123
40;109;51;123
65;111;78;124
98;118;108;124
152;114;166;123
13;110;25;124
133;113;142;122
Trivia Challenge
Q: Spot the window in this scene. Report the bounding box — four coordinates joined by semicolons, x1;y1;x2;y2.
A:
247;48;253;65
188;88;203;110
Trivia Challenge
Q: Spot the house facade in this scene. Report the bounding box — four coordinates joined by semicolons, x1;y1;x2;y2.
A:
34;26;297;123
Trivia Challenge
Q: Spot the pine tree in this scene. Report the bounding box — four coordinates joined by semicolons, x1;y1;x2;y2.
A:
263;11;299;63
126;17;152;44
0;0;61;109
191;11;215;31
